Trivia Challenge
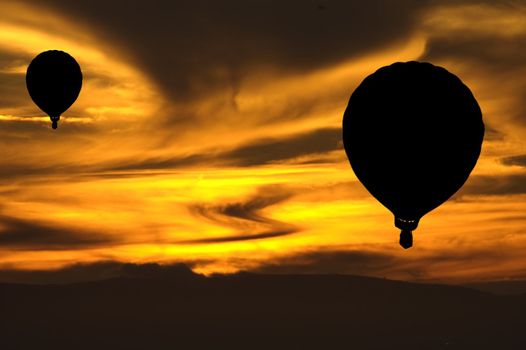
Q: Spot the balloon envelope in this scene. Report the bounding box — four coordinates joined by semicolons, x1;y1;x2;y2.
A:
342;61;484;248
26;50;82;129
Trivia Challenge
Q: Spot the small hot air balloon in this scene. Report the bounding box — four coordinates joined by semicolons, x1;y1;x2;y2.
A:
26;50;82;129
342;61;484;249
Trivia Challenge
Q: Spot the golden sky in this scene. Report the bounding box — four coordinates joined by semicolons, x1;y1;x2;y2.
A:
0;0;525;283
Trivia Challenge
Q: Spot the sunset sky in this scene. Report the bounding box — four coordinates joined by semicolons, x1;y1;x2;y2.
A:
0;0;525;283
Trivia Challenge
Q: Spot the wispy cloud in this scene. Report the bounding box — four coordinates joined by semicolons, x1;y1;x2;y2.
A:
0;0;523;282
502;154;526;168
460;174;526;196
110;127;342;171
187;186;298;244
0;214;117;250
250;245;526;283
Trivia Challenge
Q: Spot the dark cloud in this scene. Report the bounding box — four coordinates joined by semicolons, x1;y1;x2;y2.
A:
223;127;342;166
459;174;526;196
0;163;79;182
0;72;30;110
110;154;211;172
111;127;342;171
0;51;33;109
0;126;109;184
180;229;296;244
187;186;298;243
32;0;431;103
0;159;99;184
250;246;515;282
0;214;117;250
0;249;519;285
252;249;397;276
421;4;526;128
425;36;526;73
484;124;505;141
205;189;292;223
0;261;199;284
502;154;526;168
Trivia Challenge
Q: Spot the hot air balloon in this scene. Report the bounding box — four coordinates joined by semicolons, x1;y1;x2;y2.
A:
26;50;82;129
342;61;484;249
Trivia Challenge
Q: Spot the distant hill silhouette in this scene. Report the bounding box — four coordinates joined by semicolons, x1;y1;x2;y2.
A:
464;280;526;296
0;263;524;349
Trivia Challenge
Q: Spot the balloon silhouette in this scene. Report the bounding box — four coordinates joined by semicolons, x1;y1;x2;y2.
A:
343;61;484;249
26;50;82;129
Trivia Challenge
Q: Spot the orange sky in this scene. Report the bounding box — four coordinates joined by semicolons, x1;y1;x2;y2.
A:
0;0;525;283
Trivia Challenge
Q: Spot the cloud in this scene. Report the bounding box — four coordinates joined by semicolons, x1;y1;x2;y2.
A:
502;154;526;168
251;249;397;276
460;174;526;196
0;214;117;250
187;186;298;243
0;156;103;183
222;127;342;166
180;229;296;244
110;127;342;171
0;57;32;110
0;0;519;282
484;125;505;141
109;154;209;172
0;1;430;177
0;247;521;285
33;0;431;103
0;261;199;284
249;246;519;282
421;2;526;129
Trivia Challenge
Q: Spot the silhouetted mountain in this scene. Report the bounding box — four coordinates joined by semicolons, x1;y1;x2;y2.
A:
0;265;524;349
464;280;526;296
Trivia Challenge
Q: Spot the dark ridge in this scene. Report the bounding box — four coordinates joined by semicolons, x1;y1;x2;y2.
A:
464;280;526;296
0;266;524;349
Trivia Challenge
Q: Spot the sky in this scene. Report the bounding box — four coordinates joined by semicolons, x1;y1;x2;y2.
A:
0;0;525;283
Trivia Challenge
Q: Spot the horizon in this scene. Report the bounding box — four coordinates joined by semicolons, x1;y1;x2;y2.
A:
1;260;526;294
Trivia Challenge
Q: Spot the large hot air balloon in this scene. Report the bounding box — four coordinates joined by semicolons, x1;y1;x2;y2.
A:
342;61;484;249
26;50;82;129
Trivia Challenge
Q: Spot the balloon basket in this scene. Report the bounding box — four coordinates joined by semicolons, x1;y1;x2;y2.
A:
399;230;413;249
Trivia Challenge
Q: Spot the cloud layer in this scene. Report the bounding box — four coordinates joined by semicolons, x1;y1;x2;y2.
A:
0;0;523;281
